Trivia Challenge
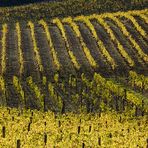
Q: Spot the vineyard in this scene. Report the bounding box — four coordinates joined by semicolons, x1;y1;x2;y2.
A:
0;107;148;147
0;8;148;147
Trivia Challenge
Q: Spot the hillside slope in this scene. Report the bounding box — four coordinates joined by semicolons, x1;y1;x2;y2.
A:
0;9;147;112
0;9;147;79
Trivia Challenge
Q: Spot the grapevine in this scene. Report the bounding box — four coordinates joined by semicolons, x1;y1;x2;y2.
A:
52;18;80;70
74;16;116;69
16;22;24;75
1;24;8;75
95;17;134;67
39;20;61;70
62;17;97;68
28;21;44;72
108;16;148;63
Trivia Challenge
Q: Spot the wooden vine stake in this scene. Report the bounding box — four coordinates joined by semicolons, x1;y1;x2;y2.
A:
17;139;21;148
58;120;61;127
78;126;80;134
61;100;65;114
82;142;85;148
142;100;144;116
89;125;91;132
28;122;31;132
44;96;46;112
2;126;5;138
98;137;101;146
44;133;47;145
135;106;138;116
12;116;15;121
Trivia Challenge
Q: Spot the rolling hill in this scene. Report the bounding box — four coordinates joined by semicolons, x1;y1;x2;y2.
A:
0;5;148;148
